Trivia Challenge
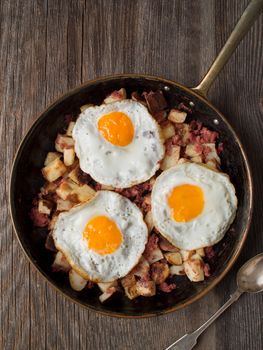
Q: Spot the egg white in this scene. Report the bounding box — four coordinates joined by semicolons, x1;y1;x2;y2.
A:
151;163;238;250
72;100;164;188
52;191;148;282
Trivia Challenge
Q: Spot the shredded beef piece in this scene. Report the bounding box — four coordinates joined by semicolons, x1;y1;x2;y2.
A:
178;102;193;114
203;263;211;277
142;90;168;116
204;246;216;259
144;234;159;255
164;138;174;156
86;281;95;289
30;207;50;227
78;168;91;185
200;127;218;143
131;91;147;105
159;282;176;293
172;134;184;146
158;236;178;251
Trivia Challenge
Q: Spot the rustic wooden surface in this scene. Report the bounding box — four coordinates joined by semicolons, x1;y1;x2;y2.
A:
1;0;263;349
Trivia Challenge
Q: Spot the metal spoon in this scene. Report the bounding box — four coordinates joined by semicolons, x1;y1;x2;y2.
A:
165;253;263;350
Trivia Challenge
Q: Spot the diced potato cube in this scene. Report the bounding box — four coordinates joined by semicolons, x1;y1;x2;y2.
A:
185;144;200;158
132;257;150;279
44;152;61;166
169;265;185;276
168;109;187;123
80;103;94;112
149;176;156;187
97;281;118;293
204;143;221;163
38;199;52;215
100;184;115;190
124;285;140;300
144;211;154;232
196;248;205;257
159;237;179;252
181;123;190;144
56;198;74;211
145;247;164;264
56;179;95;203
151;261;169;284
121;273;136;289
136;280;156;297
161;122;175;140
99;287;117;303
63;148;75;166
184;255;204;282
177;158;189;165
69;269;87;291
191;155;203;164
48;214;58;230
180;249;195;261
55;134;75;152
205;159;219;171
52;251;71;272
160;145;180;170
68;165;80;184
66;121;75;136
164;252;182;265
42;158;67;182
104;88;127;104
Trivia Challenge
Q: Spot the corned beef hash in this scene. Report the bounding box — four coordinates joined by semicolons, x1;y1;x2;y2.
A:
30;88;237;303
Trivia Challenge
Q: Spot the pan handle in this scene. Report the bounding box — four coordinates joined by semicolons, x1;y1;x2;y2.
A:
192;0;263;98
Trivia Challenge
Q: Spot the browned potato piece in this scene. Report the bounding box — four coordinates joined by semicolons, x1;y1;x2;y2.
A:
168;109;187;123
38;199;52;215
151;261;169;285
44;152;61;166
100;184;115;190
185;144;200;158
99;287;117;303
104;88;127;104
181;123;190;144
160;145;180;170
204;143;221;163
196;248;205;257
97;281;118;293
66;121;76;136
63;148;75;166
56;179;96;203
69;269;87;291
144;211;154;232
205;159;219;171
136;279;156;297
184;254;204;282
68;165;80;184
56;198;74;211
121;273;139;300
80;103;93;112
55;134;75;152
124;285;140;300
52;251;71;272
177;157;189;165
132;257;150;279
161;122;175;140
169;265;185;276
191;155;203;164
180;249;195;261
164;252;182;265
42;158;67;182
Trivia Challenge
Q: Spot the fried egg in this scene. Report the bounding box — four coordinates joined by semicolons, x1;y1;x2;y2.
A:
72;100;164;188
52;191;148;282
151;163;237;250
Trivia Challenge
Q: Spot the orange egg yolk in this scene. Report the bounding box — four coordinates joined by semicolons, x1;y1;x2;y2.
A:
98;111;134;146
83;215;123;255
168;184;204;222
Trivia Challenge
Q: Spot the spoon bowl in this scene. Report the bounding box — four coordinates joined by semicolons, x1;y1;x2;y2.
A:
237;253;263;293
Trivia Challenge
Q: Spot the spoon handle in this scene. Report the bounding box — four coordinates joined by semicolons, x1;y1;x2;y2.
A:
165;289;243;350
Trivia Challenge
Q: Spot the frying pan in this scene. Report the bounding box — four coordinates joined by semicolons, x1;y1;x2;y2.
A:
9;0;263;317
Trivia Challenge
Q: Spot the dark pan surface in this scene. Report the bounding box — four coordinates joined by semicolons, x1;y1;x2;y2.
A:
9;75;252;317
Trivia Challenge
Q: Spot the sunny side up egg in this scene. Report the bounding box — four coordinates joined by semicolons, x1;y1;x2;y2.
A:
151;163;238;250
72;100;164;188
52;191;148;282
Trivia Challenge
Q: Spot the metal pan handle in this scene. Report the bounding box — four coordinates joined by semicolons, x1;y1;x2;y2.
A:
192;0;263;99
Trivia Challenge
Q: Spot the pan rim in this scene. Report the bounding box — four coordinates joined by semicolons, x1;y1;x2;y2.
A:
9;73;253;318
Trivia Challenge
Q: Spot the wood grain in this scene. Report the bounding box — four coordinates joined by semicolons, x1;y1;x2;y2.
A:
1;0;262;349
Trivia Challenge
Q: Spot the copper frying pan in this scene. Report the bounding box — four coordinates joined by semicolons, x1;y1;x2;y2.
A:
9;0;262;317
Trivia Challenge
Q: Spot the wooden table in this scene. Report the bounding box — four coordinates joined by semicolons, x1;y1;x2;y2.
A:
1;1;263;349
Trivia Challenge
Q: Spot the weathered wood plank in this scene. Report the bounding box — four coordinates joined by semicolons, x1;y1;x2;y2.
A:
0;1;262;349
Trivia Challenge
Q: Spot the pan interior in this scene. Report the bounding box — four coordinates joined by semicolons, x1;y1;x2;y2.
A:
10;75;251;317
